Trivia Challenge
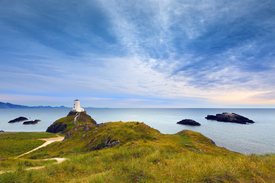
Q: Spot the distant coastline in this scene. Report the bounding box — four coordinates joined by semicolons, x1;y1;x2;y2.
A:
0;101;106;109
0;101;69;109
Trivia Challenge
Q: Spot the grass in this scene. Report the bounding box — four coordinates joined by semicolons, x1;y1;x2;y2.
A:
0;158;56;171
0;120;274;182
0;132;57;158
1;146;274;182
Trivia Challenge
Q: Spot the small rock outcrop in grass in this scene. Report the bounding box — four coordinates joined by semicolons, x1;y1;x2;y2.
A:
177;119;201;126
205;112;254;124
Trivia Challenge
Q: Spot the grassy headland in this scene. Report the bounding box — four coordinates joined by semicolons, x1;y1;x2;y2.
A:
0;132;57;158
0;113;274;182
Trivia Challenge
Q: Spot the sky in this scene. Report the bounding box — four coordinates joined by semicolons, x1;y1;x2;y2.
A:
0;0;275;108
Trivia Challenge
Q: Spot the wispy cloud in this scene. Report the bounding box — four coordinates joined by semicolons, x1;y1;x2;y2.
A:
1;0;275;107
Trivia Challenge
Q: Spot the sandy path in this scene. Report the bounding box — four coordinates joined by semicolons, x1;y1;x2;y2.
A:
25;158;68;170
0;136;67;174
15;136;64;159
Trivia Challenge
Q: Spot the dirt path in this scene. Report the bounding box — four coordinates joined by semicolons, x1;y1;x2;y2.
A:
74;112;80;125
25;158;67;170
0;136;67;174
15;136;64;159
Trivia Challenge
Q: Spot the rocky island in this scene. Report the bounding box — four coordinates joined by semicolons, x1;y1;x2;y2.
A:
177;119;201;126
205;112;255;124
23;119;41;125
8;116;28;123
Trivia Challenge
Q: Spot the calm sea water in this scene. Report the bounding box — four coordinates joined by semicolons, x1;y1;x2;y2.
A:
0;108;274;154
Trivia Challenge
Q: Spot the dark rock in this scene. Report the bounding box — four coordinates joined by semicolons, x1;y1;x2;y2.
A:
23;119;41;125
67;111;87;117
0;158;6;161
46;122;67;133
83;123;90;131
177;119;201;126
63;131;72;141
78;116;88;122
210;140;216;145
8;116;28;123
0;130;4;133
95;123;106;127
205;112;255;124
106;140;120;147
178;130;187;134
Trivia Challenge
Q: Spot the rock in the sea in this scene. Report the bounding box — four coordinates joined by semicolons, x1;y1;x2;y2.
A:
23;119;41;125
8;116;28;123
177;119;201;126
205;112;254;124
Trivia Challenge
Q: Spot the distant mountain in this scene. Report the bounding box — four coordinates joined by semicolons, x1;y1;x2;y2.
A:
0;102;69;109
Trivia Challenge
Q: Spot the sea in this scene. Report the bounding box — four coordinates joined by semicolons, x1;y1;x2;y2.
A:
0;108;274;155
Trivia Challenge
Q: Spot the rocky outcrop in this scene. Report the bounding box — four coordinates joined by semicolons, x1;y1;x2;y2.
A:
8;116;28;123
106;140;120;147
67;111;97;125
177;119;201;126
23;119;41;125
205;112;255;124
46;122;67;133
67;111;86;117
46;111;97;134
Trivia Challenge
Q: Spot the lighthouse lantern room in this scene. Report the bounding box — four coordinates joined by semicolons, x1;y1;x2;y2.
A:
72;99;84;112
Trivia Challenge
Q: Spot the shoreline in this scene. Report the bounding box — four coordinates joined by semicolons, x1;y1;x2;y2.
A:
0;131;46;133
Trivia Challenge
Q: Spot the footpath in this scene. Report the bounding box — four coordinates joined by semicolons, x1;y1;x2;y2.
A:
0;136;67;174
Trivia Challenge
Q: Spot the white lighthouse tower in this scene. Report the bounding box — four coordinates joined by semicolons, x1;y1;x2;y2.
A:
72;99;84;112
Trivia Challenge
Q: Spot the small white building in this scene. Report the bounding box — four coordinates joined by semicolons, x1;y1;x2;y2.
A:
72;99;84;112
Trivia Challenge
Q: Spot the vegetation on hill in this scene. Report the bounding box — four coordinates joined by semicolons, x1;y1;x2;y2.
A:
0;132;58;173
0;158;56;172
0;113;275;182
46;112;96;133
0;132;57;158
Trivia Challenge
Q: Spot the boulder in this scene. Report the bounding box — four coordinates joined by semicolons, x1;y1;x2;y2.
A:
23;119;41;125
46;122;67;133
205;112;254;124
8;116;28;123
106;140;120;147
177;119;201;126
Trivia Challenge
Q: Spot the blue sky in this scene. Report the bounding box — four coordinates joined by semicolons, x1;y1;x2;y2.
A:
1;0;275;108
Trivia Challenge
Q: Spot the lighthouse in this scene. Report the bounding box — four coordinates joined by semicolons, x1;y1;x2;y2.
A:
72;99;84;112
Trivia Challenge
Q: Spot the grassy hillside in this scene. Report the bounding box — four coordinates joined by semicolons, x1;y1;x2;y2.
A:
0;132;57;158
0;114;274;182
0;158;56;172
22;121;234;160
